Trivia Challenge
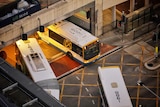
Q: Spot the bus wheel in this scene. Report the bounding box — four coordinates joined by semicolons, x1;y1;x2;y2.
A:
66;51;73;59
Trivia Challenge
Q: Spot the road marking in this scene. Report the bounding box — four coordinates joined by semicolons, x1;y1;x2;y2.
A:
81;82;84;85
92;100;95;104
89;93;92;97
76;76;80;80
85;87;89;92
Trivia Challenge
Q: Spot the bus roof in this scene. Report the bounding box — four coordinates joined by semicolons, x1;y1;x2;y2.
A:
16;38;56;82
98;66;133;107
47;20;99;47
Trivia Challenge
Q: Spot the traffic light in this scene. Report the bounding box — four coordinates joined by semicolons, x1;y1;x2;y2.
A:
22;33;27;40
39;25;44;32
86;10;90;19
121;14;126;23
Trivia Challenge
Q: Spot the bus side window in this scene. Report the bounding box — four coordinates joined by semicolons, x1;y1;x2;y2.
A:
49;30;65;45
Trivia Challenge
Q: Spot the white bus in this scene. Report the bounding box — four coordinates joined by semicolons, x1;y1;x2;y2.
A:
15;38;60;100
37;20;100;64
98;66;133;107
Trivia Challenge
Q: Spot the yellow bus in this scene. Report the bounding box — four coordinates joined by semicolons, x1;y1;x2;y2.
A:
37;20;100;64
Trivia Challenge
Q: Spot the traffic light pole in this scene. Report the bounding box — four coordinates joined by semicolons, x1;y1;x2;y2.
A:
154;23;160;61
121;11;126;42
122;22;124;42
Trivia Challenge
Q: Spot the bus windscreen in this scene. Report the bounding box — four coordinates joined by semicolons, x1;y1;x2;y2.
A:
84;41;99;60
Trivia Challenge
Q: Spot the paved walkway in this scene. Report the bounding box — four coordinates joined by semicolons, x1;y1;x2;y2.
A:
99;27;158;66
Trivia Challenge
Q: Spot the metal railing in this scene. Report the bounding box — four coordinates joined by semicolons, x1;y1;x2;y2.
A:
133;22;156;40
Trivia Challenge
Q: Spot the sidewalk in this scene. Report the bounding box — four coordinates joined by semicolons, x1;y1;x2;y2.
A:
99;28;160;70
99;28;153;47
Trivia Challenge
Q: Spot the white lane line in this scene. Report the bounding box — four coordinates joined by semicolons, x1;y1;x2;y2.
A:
89;93;92;97
76;76;80;80
85;87;89;92
92;100;95;104
81;82;84;85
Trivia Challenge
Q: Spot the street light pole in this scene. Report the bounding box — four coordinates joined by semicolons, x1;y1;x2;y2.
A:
154;23;160;61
